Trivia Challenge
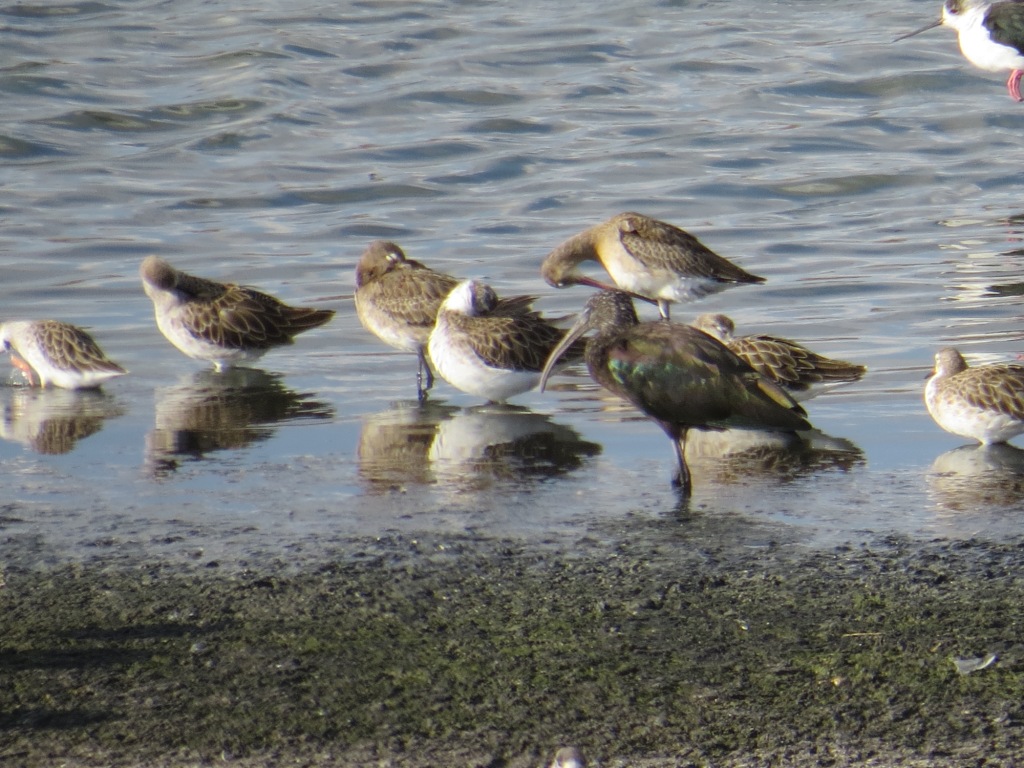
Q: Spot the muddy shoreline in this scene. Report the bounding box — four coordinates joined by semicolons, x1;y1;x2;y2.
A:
2;525;1023;767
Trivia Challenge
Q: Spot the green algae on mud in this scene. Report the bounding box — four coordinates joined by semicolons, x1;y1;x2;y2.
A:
1;533;1023;767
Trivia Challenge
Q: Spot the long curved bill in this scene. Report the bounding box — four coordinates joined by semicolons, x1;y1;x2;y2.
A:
538;308;593;393
569;276;658;308
894;18;941;41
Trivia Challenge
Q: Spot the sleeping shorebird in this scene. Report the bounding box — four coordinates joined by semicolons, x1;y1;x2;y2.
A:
539;291;810;497
354;241;459;400
0;320;126;389
925;347;1024;444
427;279;584;403
692;313;866;400
540;211;764;320
897;0;1024;101
140;256;334;371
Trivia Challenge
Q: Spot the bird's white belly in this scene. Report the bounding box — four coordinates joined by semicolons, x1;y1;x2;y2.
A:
156;310;258;368
927;383;1024;445
428;321;541;403
354;295;423;353
959;24;1024;72
607;265;721;303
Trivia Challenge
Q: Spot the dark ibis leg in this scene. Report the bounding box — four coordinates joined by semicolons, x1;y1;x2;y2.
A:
669;430;692;497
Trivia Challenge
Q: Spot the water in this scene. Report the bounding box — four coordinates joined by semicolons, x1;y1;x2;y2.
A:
3;0;1024;570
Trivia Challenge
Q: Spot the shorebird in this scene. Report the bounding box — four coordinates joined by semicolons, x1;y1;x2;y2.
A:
354;241;459;400
540;212;764;320
925;347;1024;444
549;746;587;768
539;291;811;497
140;256;334;371
897;0;1024;101
692;313;866;400
427;279;584;403
0;320;126;389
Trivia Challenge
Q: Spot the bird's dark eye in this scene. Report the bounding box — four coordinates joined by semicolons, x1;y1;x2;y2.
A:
945;0;960;14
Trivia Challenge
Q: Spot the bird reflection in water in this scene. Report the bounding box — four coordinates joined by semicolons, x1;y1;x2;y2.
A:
0;387;125;455
428;405;602;491
545;379;862;491
146;367;334;476
357;400;459;491
683;427;864;488
357;402;601;494
928;443;1024;511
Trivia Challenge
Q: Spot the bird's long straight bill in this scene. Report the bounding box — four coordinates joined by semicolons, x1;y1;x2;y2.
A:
539;315;590;393
894;18;941;41
568;276;659;309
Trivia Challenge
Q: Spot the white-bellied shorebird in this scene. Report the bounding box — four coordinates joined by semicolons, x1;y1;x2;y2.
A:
428;279;584;403
925;347;1024;444
140;255;334;371
541;212;764;320
0;320;126;389
897;0;1024;101
354;240;459;400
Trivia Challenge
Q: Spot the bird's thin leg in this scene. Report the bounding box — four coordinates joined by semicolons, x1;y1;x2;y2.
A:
416;348;434;402
1008;69;1023;102
670;430;692;497
657;299;671;322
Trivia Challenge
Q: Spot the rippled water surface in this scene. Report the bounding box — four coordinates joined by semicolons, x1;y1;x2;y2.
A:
4;0;1024;568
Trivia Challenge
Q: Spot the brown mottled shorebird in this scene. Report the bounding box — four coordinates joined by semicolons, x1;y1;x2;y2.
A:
354;240;459;400
540;291;810;497
0;320;126;389
428;279;585;403
541;212;764;320
140;256;334;371
693;313;866;400
925;347;1024;444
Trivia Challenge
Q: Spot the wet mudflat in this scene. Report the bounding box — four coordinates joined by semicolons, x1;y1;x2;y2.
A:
2;526;1022;768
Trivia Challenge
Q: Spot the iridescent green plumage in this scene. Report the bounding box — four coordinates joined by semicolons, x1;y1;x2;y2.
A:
540;291;810;496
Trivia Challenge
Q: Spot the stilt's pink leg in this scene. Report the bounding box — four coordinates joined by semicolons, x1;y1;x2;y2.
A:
1007;69;1023;102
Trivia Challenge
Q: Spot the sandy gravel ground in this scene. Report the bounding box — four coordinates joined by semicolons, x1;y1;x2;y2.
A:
1;526;1022;767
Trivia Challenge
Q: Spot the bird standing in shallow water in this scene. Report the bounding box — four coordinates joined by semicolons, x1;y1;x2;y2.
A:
140;256;334;371
897;0;1024;101
540;212;764;321
925;347;1024;444
692;313;866;400
0;320;126;389
354;241;459;400
539;291;811;497
428;279;584;403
